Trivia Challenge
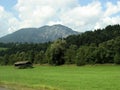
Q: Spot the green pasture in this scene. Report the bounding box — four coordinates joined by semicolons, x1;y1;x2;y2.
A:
0;65;120;90
0;47;8;51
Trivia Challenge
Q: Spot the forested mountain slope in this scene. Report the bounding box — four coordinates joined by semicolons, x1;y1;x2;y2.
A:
65;24;120;47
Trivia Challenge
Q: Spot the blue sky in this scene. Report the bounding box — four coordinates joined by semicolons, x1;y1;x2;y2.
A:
0;0;120;37
0;0;117;10
0;0;17;11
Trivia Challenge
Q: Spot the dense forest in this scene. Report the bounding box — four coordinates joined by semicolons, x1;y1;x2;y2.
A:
0;24;120;66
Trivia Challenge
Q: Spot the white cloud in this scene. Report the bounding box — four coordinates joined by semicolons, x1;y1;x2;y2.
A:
104;1;120;17
94;16;120;29
61;1;102;31
0;0;120;37
0;6;18;37
94;1;120;29
14;0;78;29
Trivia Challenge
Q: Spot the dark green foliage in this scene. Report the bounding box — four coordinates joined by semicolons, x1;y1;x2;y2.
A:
76;46;87;66
0;42;50;65
94;47;108;64
113;37;120;52
46;39;66;65
0;42;50;56
114;52;120;64
84;44;97;64
3;54;9;65
0;57;4;65
64;45;77;64
34;51;45;64
65;24;120;47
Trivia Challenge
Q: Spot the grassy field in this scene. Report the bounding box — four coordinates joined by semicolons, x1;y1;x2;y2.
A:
0;47;8;51
0;65;120;90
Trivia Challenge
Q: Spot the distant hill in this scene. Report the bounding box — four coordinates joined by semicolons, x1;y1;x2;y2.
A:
0;24;79;43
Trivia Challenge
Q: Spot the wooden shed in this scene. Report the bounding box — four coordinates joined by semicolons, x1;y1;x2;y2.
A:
14;61;33;69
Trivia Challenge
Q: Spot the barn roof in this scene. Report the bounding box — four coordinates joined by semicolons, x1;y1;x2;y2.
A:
14;61;31;65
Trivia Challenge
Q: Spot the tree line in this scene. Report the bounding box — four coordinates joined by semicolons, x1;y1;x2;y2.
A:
0;24;120;66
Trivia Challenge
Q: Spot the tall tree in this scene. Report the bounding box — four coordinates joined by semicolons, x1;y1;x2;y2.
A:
76;46;88;66
64;45;77;64
34;51;45;64
45;39;66;65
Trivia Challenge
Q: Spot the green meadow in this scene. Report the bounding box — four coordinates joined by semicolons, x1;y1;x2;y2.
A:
0;65;120;90
0;48;7;51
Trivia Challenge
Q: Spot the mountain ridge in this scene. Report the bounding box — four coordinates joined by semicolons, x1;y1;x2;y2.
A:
0;24;79;43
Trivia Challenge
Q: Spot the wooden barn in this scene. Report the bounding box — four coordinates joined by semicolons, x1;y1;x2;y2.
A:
14;61;33;69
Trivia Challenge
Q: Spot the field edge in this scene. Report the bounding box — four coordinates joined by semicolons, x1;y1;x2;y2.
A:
0;81;59;90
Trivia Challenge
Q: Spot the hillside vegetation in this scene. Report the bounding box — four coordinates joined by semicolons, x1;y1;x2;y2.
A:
0;24;120;66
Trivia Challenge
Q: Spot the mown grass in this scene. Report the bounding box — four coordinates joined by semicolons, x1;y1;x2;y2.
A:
0;65;120;90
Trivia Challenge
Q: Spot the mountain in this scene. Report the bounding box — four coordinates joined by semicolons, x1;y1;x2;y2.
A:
0;24;79;43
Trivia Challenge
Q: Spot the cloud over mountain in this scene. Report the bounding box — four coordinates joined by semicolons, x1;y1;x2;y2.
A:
0;0;120;37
